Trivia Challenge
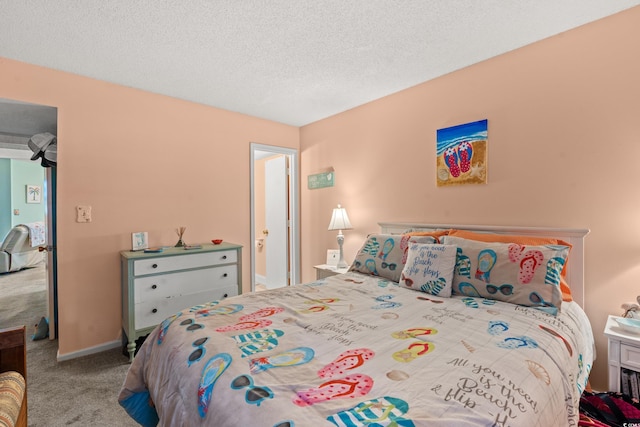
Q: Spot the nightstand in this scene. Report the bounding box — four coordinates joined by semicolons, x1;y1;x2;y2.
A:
604;315;640;393
314;264;349;280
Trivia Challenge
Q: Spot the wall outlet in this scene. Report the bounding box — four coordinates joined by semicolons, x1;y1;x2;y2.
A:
327;249;340;266
76;205;92;223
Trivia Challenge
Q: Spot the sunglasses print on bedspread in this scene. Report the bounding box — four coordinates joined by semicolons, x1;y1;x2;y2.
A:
188;337;209;366
231;374;274;406
180;318;205;331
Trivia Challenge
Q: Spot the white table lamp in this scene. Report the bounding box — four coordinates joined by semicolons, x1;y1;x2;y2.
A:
328;204;353;269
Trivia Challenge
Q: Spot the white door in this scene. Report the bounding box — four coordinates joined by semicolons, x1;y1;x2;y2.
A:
265;155;288;289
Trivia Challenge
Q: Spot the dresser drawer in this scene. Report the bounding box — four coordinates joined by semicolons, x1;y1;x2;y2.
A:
621;343;640;371
133;265;237;303
134;285;238;330
133;250;237;276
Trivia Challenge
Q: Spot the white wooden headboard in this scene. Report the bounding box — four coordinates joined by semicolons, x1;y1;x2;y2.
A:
379;222;590;308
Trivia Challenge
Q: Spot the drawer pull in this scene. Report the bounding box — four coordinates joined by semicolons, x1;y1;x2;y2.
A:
151;284;157;290
222;255;227;260
152;308;158;314
152;263;158;269
223;293;228;298
223;273;228;278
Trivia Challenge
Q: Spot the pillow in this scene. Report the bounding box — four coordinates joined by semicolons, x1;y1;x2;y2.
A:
350;234;436;282
448;229;571;246
441;236;570;314
403;230;449;243
399;243;457;297
447;229;573;302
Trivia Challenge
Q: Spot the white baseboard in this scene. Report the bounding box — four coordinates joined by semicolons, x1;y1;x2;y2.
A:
56;339;121;362
255;274;266;286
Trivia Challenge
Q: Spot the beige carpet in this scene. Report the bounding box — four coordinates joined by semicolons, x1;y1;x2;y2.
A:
0;265;138;426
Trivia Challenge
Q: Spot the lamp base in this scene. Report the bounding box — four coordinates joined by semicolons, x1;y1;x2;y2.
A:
336;231;349;269
336;259;349;269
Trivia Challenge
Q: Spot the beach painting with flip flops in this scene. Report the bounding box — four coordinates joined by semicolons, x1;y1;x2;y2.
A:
436;119;487;186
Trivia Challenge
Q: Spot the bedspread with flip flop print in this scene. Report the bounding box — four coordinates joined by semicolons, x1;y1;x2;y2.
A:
118;271;594;427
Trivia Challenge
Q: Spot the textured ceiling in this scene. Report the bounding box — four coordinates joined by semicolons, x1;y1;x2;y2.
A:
1;1;639;127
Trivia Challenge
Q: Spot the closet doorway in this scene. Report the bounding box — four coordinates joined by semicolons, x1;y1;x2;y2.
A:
250;143;300;292
0;98;58;340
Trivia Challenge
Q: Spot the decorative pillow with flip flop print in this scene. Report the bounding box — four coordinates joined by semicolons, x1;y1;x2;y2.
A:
441;236;570;314
399;243;457;297
447;229;574;302
349;234;435;282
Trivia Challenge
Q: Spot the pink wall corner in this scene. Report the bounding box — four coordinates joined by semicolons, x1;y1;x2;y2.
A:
1;57;299;357
300;6;640;390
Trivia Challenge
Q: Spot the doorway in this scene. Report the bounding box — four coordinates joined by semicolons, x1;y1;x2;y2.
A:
250;143;300;292
0;98;58;340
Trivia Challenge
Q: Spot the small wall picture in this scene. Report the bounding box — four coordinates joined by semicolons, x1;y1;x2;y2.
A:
26;185;42;203
132;232;149;251
436;119;488;186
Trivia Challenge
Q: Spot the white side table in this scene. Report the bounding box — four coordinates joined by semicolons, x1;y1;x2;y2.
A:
314;264;349;280
604;315;640;393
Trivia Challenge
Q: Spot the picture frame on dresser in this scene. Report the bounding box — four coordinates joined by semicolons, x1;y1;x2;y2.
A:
131;232;148;251
120;242;242;361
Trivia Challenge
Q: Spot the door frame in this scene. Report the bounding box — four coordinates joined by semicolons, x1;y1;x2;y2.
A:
0;148;58;339
250;143;300;292
45;167;58;339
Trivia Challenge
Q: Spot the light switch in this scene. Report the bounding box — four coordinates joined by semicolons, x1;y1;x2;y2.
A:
76;205;92;223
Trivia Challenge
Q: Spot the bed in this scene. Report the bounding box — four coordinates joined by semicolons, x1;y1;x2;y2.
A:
118;223;593;427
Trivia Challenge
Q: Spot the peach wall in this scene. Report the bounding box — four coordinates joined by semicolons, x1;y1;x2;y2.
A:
0;57;299;357
300;6;640;390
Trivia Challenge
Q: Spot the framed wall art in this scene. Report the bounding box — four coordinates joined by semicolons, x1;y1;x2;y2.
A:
436;119;487;187
26;184;42;203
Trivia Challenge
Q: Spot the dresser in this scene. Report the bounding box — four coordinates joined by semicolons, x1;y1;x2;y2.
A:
121;242;242;361
604;315;640;394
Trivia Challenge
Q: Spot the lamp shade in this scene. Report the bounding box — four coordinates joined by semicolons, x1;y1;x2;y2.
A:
328;204;353;231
